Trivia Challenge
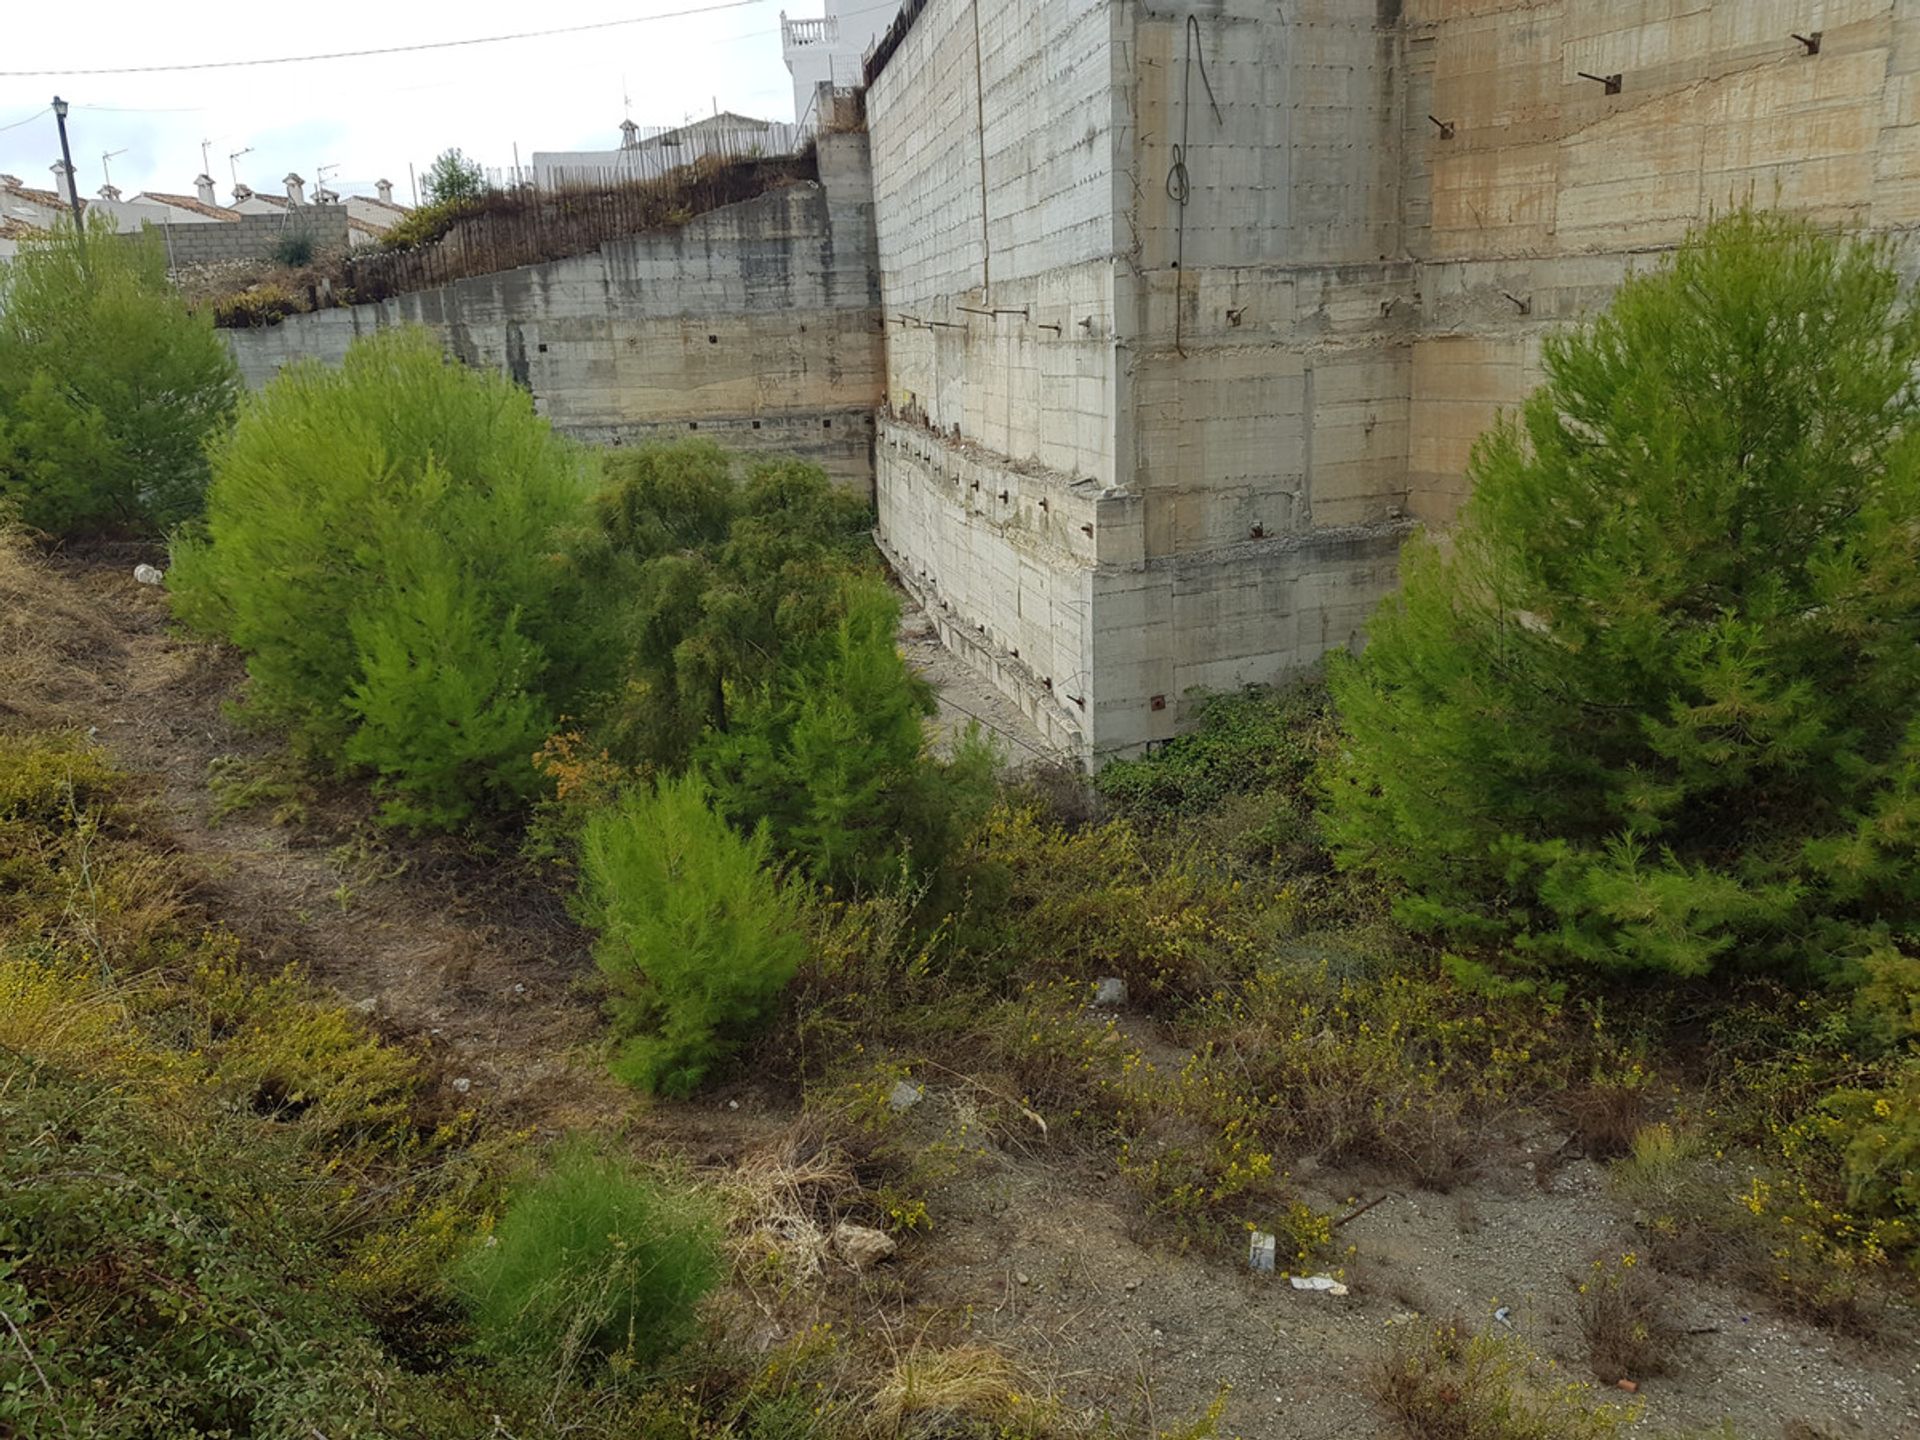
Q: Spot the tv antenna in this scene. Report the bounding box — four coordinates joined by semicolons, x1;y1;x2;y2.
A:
101;147;127;189
228;146;252;190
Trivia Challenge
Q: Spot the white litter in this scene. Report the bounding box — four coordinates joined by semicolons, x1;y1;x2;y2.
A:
133;563;165;586
1248;1231;1277;1273
1289;1274;1350;1296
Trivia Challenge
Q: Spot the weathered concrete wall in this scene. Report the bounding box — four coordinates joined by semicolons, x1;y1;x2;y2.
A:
1400;0;1920;523
871;0;1920;764
226;134;884;492
869;0;1415;762
146;206;349;265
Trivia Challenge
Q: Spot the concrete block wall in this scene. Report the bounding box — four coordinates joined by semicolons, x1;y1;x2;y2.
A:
226;135;883;492
869;0;1420;761
146;207;349;266
1400;0;1920;524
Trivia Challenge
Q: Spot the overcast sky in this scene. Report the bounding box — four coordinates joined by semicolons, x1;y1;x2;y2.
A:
0;0;861;205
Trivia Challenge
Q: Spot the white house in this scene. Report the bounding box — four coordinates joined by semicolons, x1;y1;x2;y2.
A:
129;175;241;225
531;113;802;190
780;2;898;124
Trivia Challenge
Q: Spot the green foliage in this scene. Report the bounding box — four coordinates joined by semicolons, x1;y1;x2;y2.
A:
454;1142;719;1369
211;280;303;328
700;576;998;892
422;147;487;206
579;773;806;1095
377;195;477;253
169;326;612;829
1375;1318;1636;1440
0;218;239;535
594;446;875;772
269;229;316;266
583;443;989;889
1326;210;1920;980
1098;682;1332;822
0;732;508;1438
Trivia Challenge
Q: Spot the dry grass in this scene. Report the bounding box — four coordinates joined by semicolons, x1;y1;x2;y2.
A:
1572;1254;1677;1385
870;1343;1023;1430
0;530;122;732
719;1119;865;1293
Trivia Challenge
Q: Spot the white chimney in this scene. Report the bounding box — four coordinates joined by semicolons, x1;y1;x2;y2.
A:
619;118;640;151
283;172;305;205
97;183;121;201
375;177;393;203
194;173;217;206
233;183;253;202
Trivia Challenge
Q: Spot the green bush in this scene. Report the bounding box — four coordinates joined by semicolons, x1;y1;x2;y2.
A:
583;444;991;889
1326;211;1920;979
169;327;613;829
0;218;239;535
580;773;805;1095
454;1142;719;1368
269;229;316;267
1098;683;1332;822
594;447;876;773
700;575;998;892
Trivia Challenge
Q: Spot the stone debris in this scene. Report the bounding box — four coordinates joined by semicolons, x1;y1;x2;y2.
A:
451;1077;472;1094
888;1079;925;1112
1249;1231;1277;1273
831;1221;896;1271
1091;977;1128;1007
132;564;165;586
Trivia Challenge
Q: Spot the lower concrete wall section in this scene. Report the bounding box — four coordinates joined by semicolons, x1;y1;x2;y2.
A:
226;135;884;493
875;416;1411;763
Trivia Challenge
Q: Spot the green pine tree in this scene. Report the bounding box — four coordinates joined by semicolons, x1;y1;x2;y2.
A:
1325;210;1920;980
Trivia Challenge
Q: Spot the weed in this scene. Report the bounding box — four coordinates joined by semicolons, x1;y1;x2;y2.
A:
453;1141;720;1371
580;773;805;1096
269;229;317;267
1374;1316;1638;1440
206;751;312;825
1572;1252;1676;1385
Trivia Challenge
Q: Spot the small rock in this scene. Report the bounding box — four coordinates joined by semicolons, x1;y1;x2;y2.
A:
1124;1278;1140;1293
728;1099;740;1110
451;1077;471;1094
512;983;526;995
353;996;378;1014
831;1222;896;1272
1016;1271;1031;1287
1091;977;1128;1007
1249;1231;1277;1273
888;1079;924;1112
132;563;165;586
1616;1379;1639;1394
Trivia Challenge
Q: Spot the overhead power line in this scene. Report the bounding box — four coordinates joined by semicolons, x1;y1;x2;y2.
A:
0;0;769;78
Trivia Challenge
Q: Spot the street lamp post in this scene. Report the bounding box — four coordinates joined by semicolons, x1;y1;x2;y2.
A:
52;96;86;262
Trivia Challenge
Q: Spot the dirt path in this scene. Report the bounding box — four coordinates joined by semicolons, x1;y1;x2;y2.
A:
45;555;626;1132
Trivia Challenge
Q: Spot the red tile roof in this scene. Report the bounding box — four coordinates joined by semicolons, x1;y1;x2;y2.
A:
135;192;240;221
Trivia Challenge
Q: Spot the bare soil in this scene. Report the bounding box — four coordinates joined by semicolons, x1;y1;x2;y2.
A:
18;547;1918;1439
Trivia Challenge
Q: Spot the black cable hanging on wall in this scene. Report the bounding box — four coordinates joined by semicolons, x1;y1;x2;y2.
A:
1166;12;1222;358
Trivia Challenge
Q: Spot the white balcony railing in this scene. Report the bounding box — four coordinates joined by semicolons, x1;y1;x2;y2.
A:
782;15;838;48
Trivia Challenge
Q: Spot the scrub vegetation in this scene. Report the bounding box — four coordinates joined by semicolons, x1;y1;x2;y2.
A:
1;209;1913;1439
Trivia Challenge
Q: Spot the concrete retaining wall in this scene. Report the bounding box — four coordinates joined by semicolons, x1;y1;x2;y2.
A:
867;0;1417;762
226;134;884;493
